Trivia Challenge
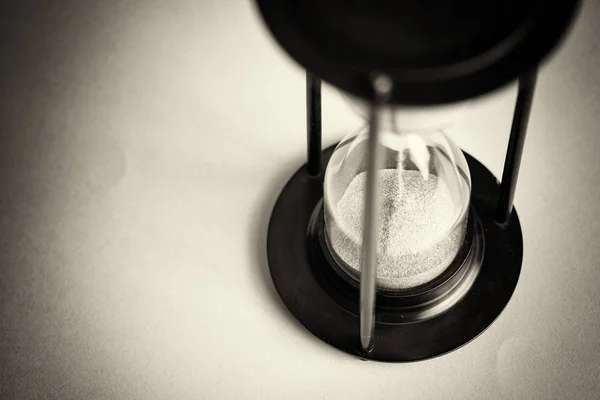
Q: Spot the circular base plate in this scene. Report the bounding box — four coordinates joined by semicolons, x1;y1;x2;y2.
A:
267;145;523;362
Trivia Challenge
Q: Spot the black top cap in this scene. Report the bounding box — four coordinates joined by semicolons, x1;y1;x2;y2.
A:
255;0;580;105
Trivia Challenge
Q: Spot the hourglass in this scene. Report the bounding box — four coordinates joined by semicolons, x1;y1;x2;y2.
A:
256;0;580;361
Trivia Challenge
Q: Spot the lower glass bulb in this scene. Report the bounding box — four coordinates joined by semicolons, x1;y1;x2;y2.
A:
324;109;471;290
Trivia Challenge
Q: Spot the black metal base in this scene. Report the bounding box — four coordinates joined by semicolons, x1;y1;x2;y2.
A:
267;144;523;362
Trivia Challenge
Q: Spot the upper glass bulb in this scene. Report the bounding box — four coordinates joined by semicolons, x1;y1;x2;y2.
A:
323;102;471;290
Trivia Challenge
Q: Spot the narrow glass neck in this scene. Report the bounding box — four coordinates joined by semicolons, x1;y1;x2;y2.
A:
343;93;470;133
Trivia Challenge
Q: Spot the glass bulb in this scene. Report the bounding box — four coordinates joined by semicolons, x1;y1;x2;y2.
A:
323;104;471;290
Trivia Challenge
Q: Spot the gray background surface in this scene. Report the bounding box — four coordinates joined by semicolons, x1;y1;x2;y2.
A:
0;1;598;399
